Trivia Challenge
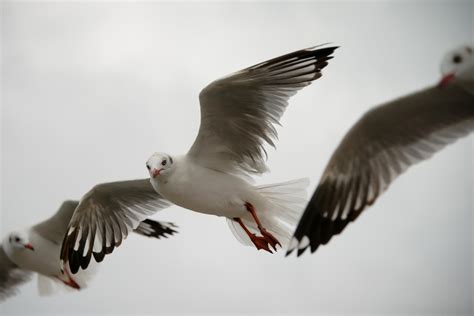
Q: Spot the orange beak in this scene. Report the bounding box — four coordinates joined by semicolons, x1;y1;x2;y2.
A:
24;243;35;251
152;168;163;178
438;73;455;88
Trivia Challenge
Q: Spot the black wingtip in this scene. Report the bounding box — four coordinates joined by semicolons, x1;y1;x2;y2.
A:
134;219;179;239
296;246;308;257
68;249;81;274
93;251;105;263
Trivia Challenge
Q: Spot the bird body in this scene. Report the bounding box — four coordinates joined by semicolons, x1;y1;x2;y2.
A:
150;155;265;218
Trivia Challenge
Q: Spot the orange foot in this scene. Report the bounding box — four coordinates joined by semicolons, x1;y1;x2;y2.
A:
260;228;281;251
248;233;274;253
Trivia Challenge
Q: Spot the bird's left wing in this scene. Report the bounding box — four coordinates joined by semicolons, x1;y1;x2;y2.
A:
0;245;32;302
188;45;337;176
31;200;79;245
60;179;172;274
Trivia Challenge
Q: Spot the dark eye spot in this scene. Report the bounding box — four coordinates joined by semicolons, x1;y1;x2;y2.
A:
161;160;167;166
453;54;462;64
146;164;151;170
15;237;20;242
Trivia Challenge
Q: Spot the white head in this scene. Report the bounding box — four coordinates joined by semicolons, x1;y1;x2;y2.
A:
3;231;35;253
146;152;175;179
439;45;473;86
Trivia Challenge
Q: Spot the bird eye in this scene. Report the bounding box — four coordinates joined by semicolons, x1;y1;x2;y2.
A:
15;237;20;242
452;54;462;64
146;164;151;170
161;160;167;166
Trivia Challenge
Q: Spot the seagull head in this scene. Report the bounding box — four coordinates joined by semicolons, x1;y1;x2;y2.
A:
146;152;175;179
439;45;473;87
6;231;34;251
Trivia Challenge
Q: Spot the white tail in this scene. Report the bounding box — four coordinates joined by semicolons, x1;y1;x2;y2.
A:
227;178;309;248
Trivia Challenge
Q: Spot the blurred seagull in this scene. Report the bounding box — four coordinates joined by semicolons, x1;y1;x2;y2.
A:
288;45;474;256
60;45;338;271
1;199;177;301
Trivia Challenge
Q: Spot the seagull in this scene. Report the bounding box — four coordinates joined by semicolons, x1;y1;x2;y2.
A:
1;199;177;301
288;44;474;256
145;45;336;251
60;45;338;271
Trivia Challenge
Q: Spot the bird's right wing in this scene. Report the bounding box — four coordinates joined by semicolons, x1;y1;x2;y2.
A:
0;245;32;302
289;82;474;256
60;179;172;273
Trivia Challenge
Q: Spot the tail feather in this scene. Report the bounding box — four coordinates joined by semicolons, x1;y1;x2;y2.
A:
227;178;309;248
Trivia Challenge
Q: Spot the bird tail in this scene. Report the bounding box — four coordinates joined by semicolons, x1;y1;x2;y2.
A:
227;178;309;248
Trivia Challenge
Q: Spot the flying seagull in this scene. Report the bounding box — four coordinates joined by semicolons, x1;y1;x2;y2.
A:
60;45;338;271
288;44;474;256
1;199;177;301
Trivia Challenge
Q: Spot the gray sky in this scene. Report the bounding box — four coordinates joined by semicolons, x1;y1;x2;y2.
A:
1;1;472;315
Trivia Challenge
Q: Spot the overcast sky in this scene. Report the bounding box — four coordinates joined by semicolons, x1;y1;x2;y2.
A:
1;1;472;315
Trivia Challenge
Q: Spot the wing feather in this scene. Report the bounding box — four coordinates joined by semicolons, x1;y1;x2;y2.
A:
188;45;337;176
31;200;79;245
60;179;172;273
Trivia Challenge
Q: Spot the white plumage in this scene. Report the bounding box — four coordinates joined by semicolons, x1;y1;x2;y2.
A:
146;45;337;252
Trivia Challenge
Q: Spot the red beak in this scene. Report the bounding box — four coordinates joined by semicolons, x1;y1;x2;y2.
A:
152;168;162;178
24;243;35;251
438;73;455;88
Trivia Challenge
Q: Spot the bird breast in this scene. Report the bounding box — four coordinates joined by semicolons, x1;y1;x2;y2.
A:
153;159;257;218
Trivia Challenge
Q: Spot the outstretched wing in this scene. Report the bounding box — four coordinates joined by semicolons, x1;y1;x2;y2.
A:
31;200;79;245
0;245;32;301
188;45;337;176
289;82;474;256
60;179;172;273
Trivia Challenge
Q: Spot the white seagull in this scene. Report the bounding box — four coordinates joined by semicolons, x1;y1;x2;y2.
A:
60;45;337;271
288;44;474;256
1;199;177;301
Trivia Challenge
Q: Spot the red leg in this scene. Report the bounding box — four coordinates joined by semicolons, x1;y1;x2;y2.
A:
234;218;273;253
244;202;282;250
